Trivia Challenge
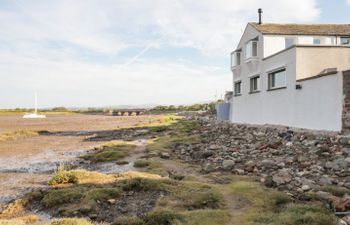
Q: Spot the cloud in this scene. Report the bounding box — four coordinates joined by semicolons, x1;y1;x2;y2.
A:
346;0;350;5
0;51;230;108
0;0;321;108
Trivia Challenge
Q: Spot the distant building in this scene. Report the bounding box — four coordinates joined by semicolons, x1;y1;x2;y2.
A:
230;21;350;132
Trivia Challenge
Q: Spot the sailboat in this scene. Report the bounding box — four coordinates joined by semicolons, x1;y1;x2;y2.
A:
23;92;46;119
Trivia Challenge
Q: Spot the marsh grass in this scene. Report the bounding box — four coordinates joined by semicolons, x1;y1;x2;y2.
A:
81;142;136;163
0;130;41;142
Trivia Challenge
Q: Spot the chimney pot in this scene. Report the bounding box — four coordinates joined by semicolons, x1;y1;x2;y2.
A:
258;8;263;24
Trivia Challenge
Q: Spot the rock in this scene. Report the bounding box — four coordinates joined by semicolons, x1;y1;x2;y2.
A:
88;214;98;219
261;159;275;169
202;163;215;173
209;144;220;150
107;199;116;204
339;219;348;225
301;185;311;192
244;160;256;172
160;152;170;159
222;160;235;171
319;177;333;186
272;169;292;186
341;215;350;225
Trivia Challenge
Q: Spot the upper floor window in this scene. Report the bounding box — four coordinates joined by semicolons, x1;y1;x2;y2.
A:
268;68;287;90
234;81;242;96
313;38;321;44
245;40;258;59
285;38;295;48
250;76;260;93
231;51;241;67
341;37;350;45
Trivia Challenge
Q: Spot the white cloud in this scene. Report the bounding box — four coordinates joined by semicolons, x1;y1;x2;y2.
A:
0;51;230;108
0;0;321;107
346;0;350;5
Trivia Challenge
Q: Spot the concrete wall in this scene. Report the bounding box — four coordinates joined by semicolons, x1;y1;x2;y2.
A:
216;103;231;121
263;35;338;58
231;47;344;131
296;46;350;80
342;70;350;132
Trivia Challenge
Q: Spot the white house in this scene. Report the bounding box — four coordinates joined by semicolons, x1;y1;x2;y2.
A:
230;22;350;132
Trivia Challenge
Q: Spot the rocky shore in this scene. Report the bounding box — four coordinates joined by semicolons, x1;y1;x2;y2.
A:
171;117;350;222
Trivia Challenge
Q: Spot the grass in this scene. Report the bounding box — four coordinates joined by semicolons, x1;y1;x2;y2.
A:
48;218;94;225
320;185;350;197
81;141;137;162
145;209;183;225
0;130;41;142
145;119;201;155
182;209;231;225
49;169;116;185
133;160;151;168
224;181;338;225
113;216;145;225
253;205;338;225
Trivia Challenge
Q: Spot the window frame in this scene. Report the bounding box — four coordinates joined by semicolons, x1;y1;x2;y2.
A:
234;81;242;96
249;75;260;94
245;40;258;60
231;50;242;68
268;68;287;91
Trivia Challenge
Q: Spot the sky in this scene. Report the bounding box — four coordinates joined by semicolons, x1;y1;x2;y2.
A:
0;0;350;108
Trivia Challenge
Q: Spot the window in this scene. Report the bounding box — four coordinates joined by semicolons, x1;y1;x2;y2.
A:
234;81;242;96
313;38;321;44
245;40;258;59
235;52;241;66
250;76;260;93
268;68;287;90
285;38;294;48
341;37;350;45
231;51;241;67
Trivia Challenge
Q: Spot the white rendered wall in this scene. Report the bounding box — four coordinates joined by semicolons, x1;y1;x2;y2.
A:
263;36;286;58
231;47;343;131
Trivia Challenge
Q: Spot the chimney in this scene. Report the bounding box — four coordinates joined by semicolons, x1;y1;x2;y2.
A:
258;8;263;24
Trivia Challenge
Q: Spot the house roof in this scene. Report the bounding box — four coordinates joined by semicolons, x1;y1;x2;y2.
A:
250;23;350;36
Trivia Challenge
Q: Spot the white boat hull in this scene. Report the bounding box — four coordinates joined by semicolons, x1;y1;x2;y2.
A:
23;113;46;119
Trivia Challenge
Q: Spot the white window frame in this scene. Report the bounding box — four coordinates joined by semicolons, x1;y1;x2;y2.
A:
245;40;258;60
268;68;287;90
249;75;260;93
234;81;242;96
231;51;242;68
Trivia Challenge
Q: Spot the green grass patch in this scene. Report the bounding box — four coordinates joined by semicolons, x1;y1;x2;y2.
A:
81;142;136;162
145;209;183;225
253;205;338;225
113;216;145;225
134;160;151;168
320;185;350;197
182;209;231;225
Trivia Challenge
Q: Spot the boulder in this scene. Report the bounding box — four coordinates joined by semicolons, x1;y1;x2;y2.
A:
222;160;235;171
272;169;292;186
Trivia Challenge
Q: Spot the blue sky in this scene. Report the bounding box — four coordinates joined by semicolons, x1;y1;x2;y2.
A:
0;0;349;108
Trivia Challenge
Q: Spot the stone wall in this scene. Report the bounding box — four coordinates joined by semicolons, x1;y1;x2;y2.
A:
342;70;350;133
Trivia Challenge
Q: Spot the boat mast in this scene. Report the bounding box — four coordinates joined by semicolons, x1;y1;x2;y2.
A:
35;92;38;114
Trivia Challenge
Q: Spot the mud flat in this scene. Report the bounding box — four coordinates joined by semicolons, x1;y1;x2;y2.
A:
0;114;164;205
